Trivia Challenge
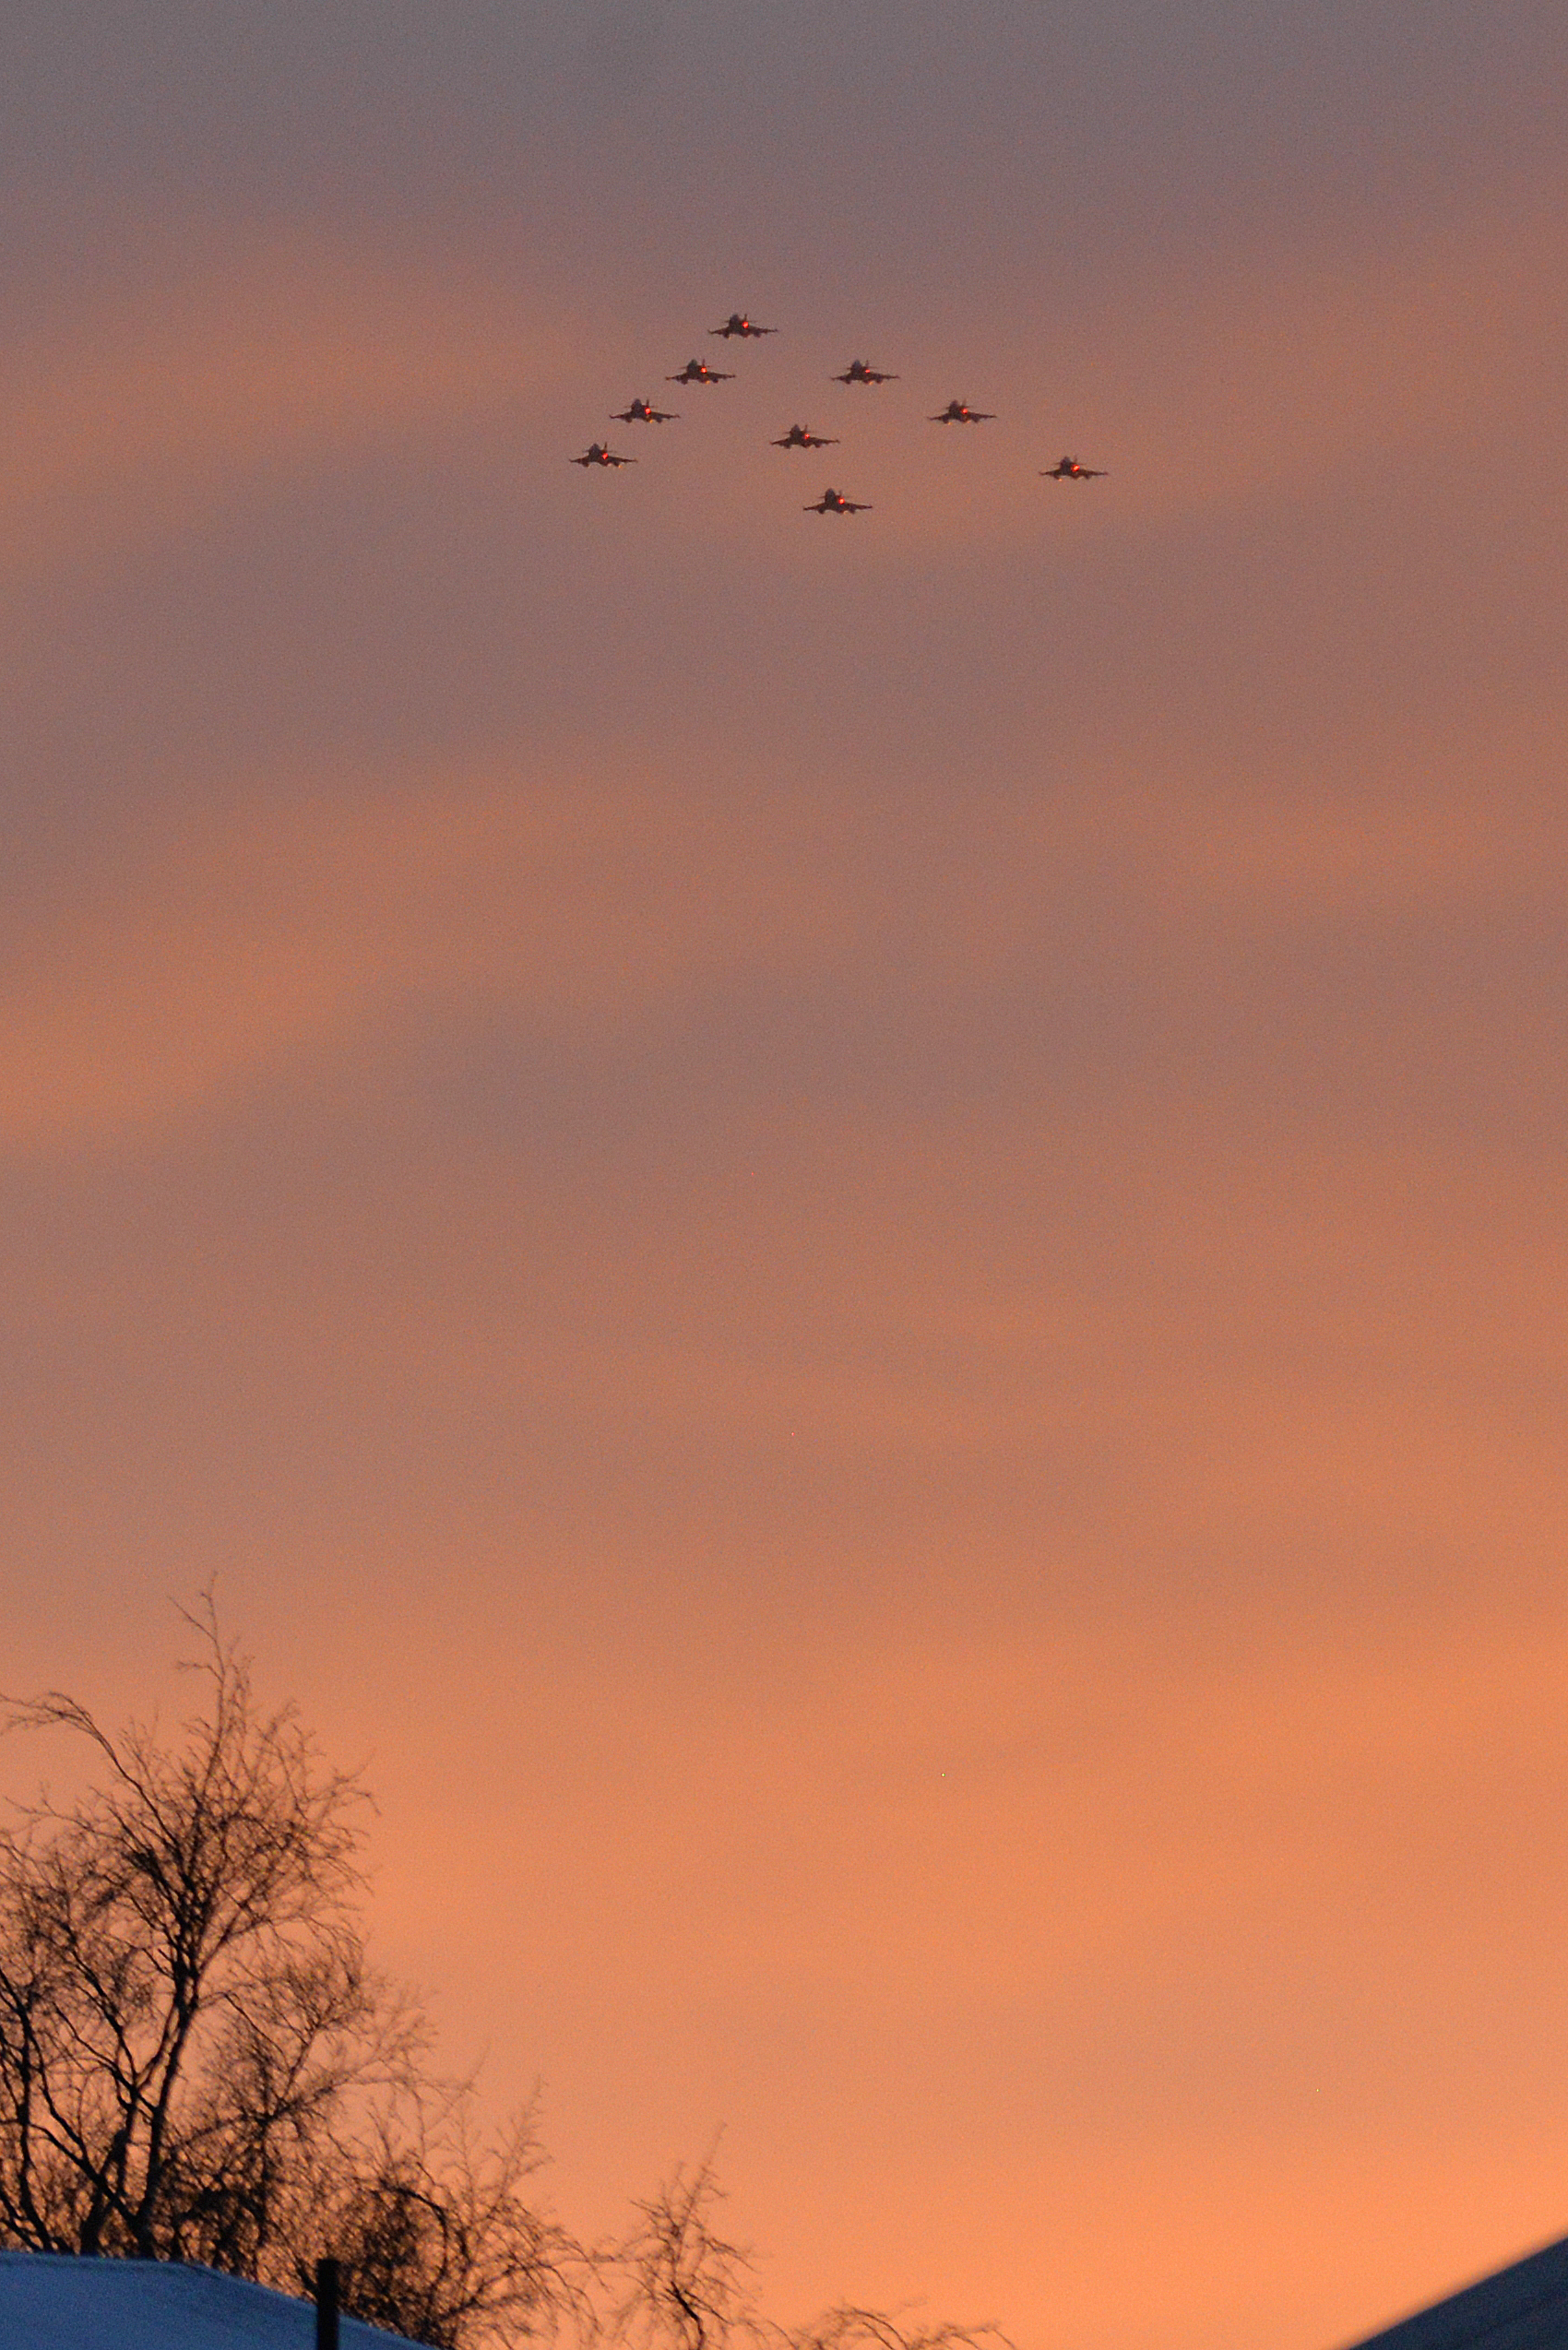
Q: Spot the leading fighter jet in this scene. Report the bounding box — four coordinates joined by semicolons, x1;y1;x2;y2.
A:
930;399;994;424
833;360;897;386
572;442;636;468
612;397;679;423
668;357;734;385
1040;455;1107;479
804;486;872;515
710;312;778;338
772;423;838;450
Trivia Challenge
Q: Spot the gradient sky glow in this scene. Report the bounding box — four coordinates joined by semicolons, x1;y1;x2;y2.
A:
5;9;1568;2350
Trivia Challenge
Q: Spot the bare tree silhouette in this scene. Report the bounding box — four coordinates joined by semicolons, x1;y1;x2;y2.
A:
600;2158;1010;2350
606;2157;770;2350
0;1605;1010;2350
0;1599;572;2346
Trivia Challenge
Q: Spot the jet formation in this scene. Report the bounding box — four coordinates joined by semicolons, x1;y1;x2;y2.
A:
575;306;1109;515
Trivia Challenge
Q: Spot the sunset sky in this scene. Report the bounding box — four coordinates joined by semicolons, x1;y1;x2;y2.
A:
5;8;1568;2349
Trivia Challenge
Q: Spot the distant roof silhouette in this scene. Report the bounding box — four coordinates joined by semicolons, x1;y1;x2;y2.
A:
0;2249;422;2349
1342;2234;1568;2350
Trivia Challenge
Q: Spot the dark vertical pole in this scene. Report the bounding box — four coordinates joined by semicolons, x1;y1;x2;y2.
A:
315;2255;340;2350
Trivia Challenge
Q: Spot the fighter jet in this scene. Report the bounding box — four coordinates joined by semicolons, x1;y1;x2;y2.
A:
668;358;734;386
772;423;839;450
804;487;872;515
833;360;898;386
1040;456;1107;479
930;399;994;424
572;443;636;469
710;312;778;338
612;398;679;424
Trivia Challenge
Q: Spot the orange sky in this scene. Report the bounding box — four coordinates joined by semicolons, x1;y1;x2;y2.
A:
4;10;1568;2350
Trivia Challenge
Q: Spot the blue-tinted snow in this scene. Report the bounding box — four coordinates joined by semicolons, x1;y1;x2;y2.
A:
0;2249;423;2349
1340;2234;1568;2350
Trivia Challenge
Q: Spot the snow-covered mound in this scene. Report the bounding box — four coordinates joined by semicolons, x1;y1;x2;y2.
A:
0;2249;425;2349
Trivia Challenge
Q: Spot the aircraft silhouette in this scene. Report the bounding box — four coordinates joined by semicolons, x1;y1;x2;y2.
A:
1040;456;1107;479
930;399;994;424
772;423;839;450
710;312;778;338
572;443;635;469
668;358;734;385
833;360;897;386
805;487;872;515
612;398;679;423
